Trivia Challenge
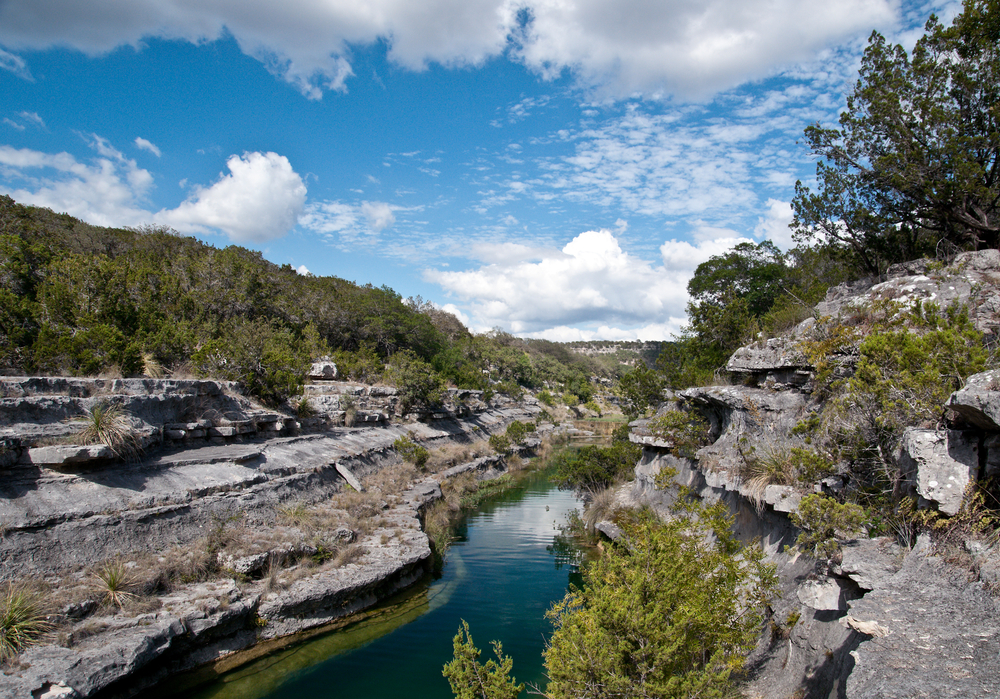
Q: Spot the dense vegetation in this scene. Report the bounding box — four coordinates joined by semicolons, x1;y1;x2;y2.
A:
446;502;776;699
0;196;622;406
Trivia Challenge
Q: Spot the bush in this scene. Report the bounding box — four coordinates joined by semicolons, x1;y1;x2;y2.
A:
504;420;535;445
647;408;711;459
791;494;866;559
393;433;429;469
543;504;777;698
385;349;445;413
537;390;556;406
488;433;512;456
442;620;524;699
74;401;142;460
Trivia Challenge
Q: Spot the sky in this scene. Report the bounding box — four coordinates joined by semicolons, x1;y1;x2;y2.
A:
0;0;960;341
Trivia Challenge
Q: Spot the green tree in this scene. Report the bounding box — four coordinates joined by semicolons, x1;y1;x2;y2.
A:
543;505;777;699
443;620;524;699
793;0;1000;274
616;364;666;418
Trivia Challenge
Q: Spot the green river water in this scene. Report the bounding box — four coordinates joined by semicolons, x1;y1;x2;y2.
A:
185;465;587;699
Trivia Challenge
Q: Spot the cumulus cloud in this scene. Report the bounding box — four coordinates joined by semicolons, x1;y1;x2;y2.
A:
134;137;161;157
159;152;306;243
0;137;154;226
296;264;311;275
360;200;396;232
754;198;795;248
426;228;747;339
0;0;899;99
0;139;306;242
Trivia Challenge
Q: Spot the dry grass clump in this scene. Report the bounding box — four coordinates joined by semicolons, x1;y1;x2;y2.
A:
142;353;165;379
94;559;138;609
74;401;143;460
582;486;620;533
364;462;419;500
0;582;50;661
425;443;479;473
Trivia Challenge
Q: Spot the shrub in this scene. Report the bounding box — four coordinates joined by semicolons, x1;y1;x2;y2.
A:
394;433;429;469
647;408;711;459
295;396;315;418
385;350;445;413
791;494;866;559
0;583;50;661
504;420;535;445
442;620;524;699
537;390;556;407
488;433;512;456
543;505;777;698
582;400;602;416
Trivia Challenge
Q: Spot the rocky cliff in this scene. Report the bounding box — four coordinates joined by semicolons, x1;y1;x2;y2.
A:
628;250;1000;699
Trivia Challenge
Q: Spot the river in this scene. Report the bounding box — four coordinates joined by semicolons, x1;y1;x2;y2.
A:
187;465;587;699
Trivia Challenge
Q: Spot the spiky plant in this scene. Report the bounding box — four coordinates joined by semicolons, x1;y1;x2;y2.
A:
0;583;50;661
75;401;142;460
95;559;137;610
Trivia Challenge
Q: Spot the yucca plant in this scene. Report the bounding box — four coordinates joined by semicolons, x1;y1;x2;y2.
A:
75;401;142;460
94;559;137;609
0;583;50;661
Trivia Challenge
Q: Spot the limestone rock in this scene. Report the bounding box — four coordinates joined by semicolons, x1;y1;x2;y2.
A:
308;358;338;380
948;368;1000;431
796;578;845;611
846;536;1000;698
897;428;979;515
837;538;903;591
26;444;113;466
335;462;364;492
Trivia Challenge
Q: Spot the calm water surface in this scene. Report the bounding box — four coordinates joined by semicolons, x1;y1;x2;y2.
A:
188;467;585;699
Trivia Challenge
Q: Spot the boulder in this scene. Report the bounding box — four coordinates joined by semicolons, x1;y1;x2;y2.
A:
897;429;979;516
308;358;338;381
796;578;845;611
26;444;113;466
948;368;1000;431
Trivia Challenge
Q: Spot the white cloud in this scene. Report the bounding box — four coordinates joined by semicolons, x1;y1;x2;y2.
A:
0;138;154;226
0;140;306;242
426;227;747;338
0;47;32;80
18;111;45;129
159;152;306;242
134;136;161;157
360;200;396;232
0;0;902;100
300;199;405;243
3;118;25;131
296;264;311;275
754;198;795;248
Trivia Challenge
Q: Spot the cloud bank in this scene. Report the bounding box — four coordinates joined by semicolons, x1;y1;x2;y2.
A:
426;228;752;339
0;0;898;99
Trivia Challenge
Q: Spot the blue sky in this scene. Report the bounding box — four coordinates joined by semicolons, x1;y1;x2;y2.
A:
0;0;958;341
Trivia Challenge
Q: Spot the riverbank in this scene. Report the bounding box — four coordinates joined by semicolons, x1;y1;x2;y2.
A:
0;378;565;698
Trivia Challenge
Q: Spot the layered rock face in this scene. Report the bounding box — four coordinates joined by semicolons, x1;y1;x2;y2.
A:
0;376;539;698
630;250;1000;698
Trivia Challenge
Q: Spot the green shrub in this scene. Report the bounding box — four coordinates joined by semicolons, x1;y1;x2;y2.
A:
74;401;142;460
537;390;556;406
443;620;524;699
394;433;429;469
94;558;138;609
488;433;512;456
791;494;866;559
504;420;535;445
582;399;602;416
647;409;711;459
385;349;445;413
543;505;776;698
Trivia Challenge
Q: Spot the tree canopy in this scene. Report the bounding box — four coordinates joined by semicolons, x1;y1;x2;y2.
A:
793;0;1000;275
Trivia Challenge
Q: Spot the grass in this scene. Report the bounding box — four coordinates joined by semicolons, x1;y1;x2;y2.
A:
74;401;142;460
94;559;138;609
582;486;620;533
0;583;50;661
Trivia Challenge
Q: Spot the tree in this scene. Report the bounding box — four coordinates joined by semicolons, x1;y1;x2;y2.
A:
686;241;788;319
443;620;524;699
616;364;666;418
793;0;1000;275
543;504;777;699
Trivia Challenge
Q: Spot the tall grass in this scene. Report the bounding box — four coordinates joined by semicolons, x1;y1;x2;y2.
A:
94;559;137;609
75;401;142;460
0;583;50;660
